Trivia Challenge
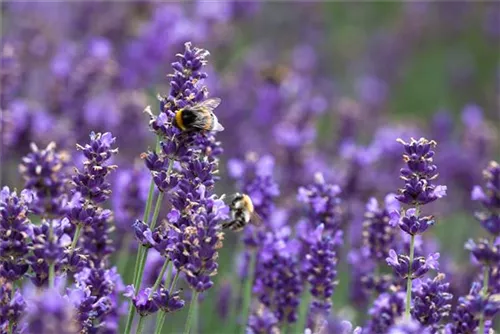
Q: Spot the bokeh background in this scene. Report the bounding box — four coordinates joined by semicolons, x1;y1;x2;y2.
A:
1;1;499;333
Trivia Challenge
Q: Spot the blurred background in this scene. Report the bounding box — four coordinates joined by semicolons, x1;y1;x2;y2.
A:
1;1;499;332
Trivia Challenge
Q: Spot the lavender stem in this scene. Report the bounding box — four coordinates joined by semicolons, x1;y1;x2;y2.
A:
153;311;167;334
48;220;55;288
295;290;310;333
405;234;415;319
69;224;82;254
136;315;146;334
240;250;257;334
478;265;490;334
183;291;199;334
148;259;170;298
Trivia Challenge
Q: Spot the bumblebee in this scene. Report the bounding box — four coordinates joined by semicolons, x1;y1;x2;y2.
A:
175;97;224;132
222;193;261;232
260;64;288;86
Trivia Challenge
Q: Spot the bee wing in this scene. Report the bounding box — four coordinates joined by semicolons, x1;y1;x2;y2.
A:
250;211;263;227
190;97;221;113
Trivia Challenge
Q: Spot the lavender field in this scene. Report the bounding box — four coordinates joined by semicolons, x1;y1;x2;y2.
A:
1;2;499;334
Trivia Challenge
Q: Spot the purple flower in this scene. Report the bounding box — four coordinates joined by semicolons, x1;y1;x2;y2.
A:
297;172;342;234
253;230;303;324
0;187;34;281
465;238;500;266
472;161;500;235
411;273;453;329
28;219;70;287
19;141;69;216
72;267;125;332
304;224;338;314
386;250;440;279
124;286;158;317
446;282;500;333
388;318;431;334
395;138;446;206
365;288;405;333
247;304;280;334
72;132;118;204
363;194;400;260
393;208;435;236
23;288;78;334
0;283;25;332
152;287;185;313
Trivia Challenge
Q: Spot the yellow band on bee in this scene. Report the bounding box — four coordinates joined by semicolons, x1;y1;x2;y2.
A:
175;110;186;130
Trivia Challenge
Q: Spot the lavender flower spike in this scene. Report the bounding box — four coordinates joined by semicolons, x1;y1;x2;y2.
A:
472;161;500;235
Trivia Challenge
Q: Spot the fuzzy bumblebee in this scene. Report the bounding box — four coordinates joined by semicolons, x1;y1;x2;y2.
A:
222;193;261;232
174;97;224;132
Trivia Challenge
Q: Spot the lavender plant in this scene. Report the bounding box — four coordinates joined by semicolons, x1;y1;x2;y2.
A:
1;3;500;333
387;137;447;322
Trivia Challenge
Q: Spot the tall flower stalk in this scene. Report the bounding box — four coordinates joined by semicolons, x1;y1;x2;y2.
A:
125;41;226;334
466;161;500;333
388;138;446;318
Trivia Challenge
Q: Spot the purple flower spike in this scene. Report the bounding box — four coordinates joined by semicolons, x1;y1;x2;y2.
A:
152;287;185;313
0;283;25;332
365;288;405;333
398;208;435;236
73;132;118;204
124;286;158;317
23;288;78;334
19;141;69;216
395;137;446;206
465;238;500;266
472;161;500;236
386;250;439;279
304;224;338;314
411;273;453;329
0;187;34;282
447;282;500;333
363;195;399;260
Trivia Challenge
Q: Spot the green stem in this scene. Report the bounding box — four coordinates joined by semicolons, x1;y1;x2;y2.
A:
48;220;55;288
240;251;257;334
124;137;162;334
134;248;148;291
149;259;170;298
405;234;415;319
154;311;167;334
136;315;146;334
183;292;199;334
143;177;156;223
149;192;165;231
226;243;244;333
169;271;180;292
69;224;82;253
478;265;490;334
117;235;132;277
49;263;55;288
296;290;311;333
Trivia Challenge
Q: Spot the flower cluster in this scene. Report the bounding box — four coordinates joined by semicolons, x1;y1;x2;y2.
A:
70;132;118;268
253;228;303;324
23;288;78;334
365;288;405;333
0;187;34;282
71;267;125;333
19;142;69;216
0;280;25;333
386;137;445;322
446;282;500;333
304;224;338;314
472;161;500;235
395;138;446;206
411;274;452;330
